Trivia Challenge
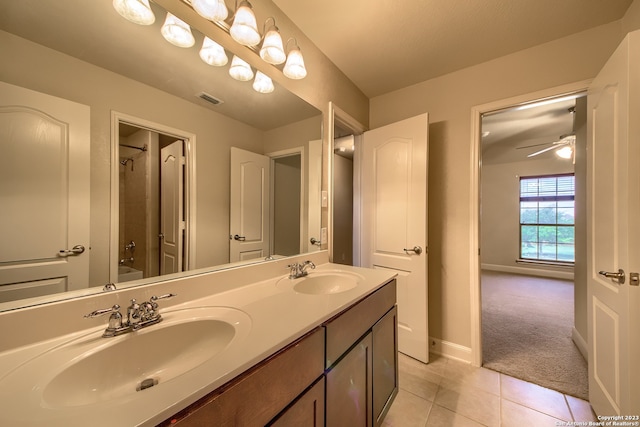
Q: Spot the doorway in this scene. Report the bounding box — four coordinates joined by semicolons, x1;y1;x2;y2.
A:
472;84;589;397
110;112;195;284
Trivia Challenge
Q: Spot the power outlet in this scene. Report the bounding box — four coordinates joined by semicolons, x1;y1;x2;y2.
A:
321;227;327;244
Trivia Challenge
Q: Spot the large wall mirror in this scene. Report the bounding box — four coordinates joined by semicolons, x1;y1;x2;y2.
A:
0;0;323;311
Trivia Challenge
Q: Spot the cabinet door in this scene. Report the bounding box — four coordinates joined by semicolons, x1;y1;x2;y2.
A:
269;377;325;426
373;306;398;426
326;333;373;427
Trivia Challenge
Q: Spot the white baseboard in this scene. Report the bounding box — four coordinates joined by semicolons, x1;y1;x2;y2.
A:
482;263;574;280
572;327;588;361
429;337;473;364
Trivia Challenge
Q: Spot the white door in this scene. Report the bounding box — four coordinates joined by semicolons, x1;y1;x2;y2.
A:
587;30;640;415
160;140;184;275
362;114;429;363
0;81;89;302
230;147;270;262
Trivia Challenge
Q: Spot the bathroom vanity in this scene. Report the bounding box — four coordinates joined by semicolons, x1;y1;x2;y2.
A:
0;256;397;426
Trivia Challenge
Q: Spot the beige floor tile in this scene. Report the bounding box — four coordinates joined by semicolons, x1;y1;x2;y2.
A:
399;352;444;385
434;380;500;426
400;367;440;402
501;375;572;421
501;398;564;427
426;404;486;427
565;395;597;422
382;389;432;427
443;360;501;395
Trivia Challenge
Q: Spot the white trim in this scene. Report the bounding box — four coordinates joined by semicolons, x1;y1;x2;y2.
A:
429;337;473;364
469;80;592;367
266;146;305;254
110;111;197;282
481;263;574;280
572;327;588;361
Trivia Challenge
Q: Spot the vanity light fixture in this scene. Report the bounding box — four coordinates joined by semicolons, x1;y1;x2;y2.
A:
259;18;286;65
161;13;195;47
253;71;274;93
191;0;228;22
229;55;254;81
112;0;155;25
283;38;307;79
230;1;261;47
200;37;228;66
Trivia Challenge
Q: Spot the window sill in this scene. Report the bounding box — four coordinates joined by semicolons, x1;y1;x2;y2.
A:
516;259;574;268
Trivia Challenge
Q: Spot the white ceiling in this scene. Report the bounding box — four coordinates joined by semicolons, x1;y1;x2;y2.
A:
273;0;632;98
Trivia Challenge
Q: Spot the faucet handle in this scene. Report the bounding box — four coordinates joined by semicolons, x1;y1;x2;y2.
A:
150;293;177;302
85;304;121;318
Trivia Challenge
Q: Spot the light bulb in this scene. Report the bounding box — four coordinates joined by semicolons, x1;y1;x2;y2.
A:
230;1;260;47
161;13;195;48
260;25;286;65
199;37;228;66
253;71;274;93
112;0;155;25
192;0;228;22
229;56;254;81
283;46;307;79
555;146;573;159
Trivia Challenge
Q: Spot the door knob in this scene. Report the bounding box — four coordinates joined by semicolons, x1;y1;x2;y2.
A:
598;269;625;285
403;246;423;255
59;245;85;256
310;237;321;246
233;234;246;241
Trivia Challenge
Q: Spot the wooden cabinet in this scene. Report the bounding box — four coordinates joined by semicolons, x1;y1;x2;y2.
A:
160;327;325;426
325;280;398;427
160;279;397;427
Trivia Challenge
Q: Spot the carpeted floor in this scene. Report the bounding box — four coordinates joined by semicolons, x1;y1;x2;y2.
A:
481;270;588;400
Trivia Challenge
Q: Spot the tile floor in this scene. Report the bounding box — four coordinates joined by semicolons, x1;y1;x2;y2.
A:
383;353;596;427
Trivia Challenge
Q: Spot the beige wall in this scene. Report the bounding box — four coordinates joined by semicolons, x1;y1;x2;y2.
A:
1;30;320;287
369;11;639;348
481;158;574;271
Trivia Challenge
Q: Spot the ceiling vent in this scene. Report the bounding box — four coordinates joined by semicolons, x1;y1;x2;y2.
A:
197;92;224;105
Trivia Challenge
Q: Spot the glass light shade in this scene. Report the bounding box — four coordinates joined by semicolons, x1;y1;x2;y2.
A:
112;0;155;25
283;47;307;79
199;37;228;66
555;146;573;159
260;26;286;65
253;71;274;93
229;56;254;81
192;0;228;22
230;1;260;47
161;13;195;48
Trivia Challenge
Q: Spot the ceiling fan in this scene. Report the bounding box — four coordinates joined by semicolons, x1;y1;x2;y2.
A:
518;107;576;163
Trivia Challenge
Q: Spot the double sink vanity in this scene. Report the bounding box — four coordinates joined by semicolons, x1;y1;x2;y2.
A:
0;253;398;426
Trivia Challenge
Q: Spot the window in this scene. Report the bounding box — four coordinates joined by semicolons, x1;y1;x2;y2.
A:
519;174;575;263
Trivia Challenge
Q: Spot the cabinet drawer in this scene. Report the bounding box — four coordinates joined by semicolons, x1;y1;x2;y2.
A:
163;327;325;426
324;279;396;367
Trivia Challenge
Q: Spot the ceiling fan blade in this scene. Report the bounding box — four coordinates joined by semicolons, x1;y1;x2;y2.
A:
527;144;561;157
515;141;555;150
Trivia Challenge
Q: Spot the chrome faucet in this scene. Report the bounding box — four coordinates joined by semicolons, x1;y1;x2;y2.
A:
85;293;176;337
287;260;316;279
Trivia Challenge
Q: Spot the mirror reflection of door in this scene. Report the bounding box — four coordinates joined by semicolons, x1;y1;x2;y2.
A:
0;82;90;302
118;123;185;282
332;135;355;266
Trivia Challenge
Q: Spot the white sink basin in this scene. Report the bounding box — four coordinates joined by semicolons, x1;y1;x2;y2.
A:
1;306;251;408
277;270;364;295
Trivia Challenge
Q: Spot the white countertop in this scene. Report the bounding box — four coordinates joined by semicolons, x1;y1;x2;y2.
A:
0;262;396;426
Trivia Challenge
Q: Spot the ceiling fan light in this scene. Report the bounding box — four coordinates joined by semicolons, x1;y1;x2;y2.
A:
283;46;307;79
253;71;274;93
555;146;573;159
230;1;261;47
161;13;195;48
229;55;254;81
199;37;228;66
113;0;155;25
260;25;286;65
192;0;228;22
